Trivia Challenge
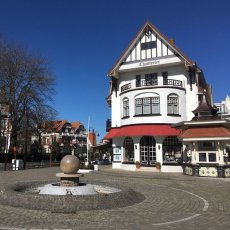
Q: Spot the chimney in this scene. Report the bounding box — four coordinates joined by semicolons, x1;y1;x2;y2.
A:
169;38;175;44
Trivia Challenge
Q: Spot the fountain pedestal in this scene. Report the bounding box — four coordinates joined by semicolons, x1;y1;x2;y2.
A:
56;172;84;186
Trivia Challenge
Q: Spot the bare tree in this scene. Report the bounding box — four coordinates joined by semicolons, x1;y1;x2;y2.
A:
0;39;56;149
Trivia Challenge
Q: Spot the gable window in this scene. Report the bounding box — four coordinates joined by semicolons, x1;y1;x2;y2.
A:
122;98;129;118
135;97;160;115
141;41;156;50
167;94;179;115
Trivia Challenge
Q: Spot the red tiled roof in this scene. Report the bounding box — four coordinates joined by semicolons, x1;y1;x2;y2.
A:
88;132;96;146
52;120;68;132
71;121;81;129
104;124;181;139
179;127;230;138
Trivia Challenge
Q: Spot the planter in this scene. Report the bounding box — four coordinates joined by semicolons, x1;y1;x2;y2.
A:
135;161;141;169
155;162;161;170
136;164;140;169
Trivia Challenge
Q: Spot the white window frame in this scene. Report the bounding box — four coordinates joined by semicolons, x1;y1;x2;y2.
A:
198;151;217;163
135;96;160;115
167;94;179;115
122;98;129;117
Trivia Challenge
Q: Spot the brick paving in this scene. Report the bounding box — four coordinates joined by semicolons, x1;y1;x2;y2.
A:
0;166;230;230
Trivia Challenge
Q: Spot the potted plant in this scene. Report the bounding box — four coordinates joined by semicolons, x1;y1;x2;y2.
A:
135;161;141;169
155;162;161;170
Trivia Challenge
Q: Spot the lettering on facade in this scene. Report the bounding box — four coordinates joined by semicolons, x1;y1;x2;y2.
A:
139;60;160;67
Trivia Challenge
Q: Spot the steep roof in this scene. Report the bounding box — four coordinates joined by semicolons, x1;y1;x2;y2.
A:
71;121;81;130
108;20;195;77
88;132;96;146
192;92;218;120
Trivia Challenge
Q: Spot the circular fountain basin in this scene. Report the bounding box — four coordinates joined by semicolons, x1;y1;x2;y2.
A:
37;183;121;196
0;181;145;213
38;183;97;195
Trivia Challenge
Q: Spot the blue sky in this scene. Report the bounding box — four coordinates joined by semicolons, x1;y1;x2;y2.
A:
0;0;230;139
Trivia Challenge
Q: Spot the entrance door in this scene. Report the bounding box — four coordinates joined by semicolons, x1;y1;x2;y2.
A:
140;136;156;165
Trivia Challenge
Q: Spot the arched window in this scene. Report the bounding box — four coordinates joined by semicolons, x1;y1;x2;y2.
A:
135;95;160;115
123;137;134;162
163;136;182;163
167;94;179;115
122;98;129;118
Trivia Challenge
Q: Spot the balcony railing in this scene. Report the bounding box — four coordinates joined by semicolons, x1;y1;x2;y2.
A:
136;79;158;87
163;79;182;87
120;79;183;93
121;83;131;92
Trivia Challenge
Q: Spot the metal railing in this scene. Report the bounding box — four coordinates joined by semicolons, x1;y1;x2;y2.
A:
163;79;182;87
121;78;183;93
121;83;131;92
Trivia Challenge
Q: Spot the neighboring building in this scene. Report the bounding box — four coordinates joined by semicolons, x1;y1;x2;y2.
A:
176;92;230;178
214;95;230;117
0;102;11;154
33;120;96;159
104;21;212;172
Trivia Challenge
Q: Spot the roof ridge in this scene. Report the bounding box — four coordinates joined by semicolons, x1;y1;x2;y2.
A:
108;21;195;77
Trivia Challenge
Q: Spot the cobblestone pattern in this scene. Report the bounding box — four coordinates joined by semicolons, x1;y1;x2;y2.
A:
0;167;229;229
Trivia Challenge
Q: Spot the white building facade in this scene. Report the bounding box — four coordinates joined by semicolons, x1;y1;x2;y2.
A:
214;95;230;117
105;21;211;172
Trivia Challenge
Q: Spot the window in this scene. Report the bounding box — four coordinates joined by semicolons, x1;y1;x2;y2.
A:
198;141;216;151
167;94;179;115
141;41;156;50
162;71;168;84
123;137;134;162
225;145;230;162
197;141;217;163
135;97;160;115
162;71;168;80
122;98;129;118
136;75;141;87
145;73;158;86
163;136;182;163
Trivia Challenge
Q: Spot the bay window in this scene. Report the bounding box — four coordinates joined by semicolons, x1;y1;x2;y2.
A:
135;96;160;115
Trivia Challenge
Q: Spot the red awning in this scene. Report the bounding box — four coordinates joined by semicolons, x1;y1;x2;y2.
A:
104;124;181;139
180;127;230;138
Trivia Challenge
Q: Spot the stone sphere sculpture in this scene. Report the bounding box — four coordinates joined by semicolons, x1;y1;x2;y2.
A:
60;155;80;174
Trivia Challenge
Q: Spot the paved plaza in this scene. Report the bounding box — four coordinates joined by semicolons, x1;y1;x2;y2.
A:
0;166;230;230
